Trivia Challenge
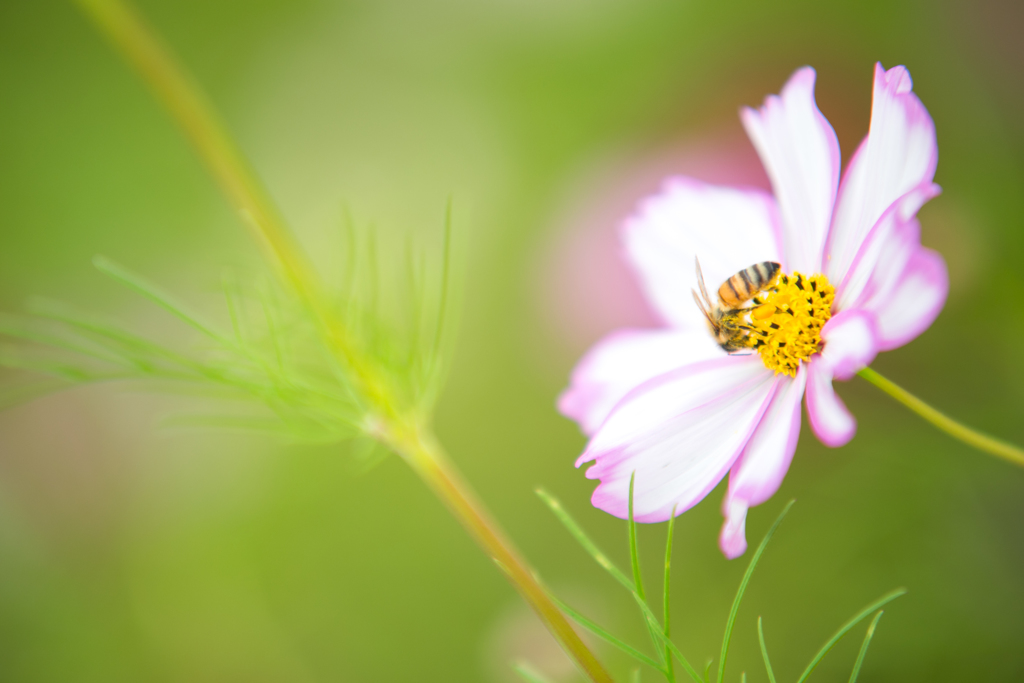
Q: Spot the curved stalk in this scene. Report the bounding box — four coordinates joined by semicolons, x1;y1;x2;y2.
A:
72;1;613;681
388;424;613;682
858;367;1024;468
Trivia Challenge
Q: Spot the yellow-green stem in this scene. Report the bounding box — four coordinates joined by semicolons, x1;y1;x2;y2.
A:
73;2;613;681
387;424;614;683
858;367;1024;468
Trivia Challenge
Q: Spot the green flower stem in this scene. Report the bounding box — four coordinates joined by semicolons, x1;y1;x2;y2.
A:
73;2;613;681
858;367;1024;468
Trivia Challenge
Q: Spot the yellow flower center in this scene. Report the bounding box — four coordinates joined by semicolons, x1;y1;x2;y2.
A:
744;272;835;377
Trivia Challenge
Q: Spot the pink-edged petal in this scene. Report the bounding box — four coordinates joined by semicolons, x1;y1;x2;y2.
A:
834;202;927;311
622;177;783;330
558;328;723;436
804;311;877;447
719;497;749;560
826;63;939;285
578;356;776;522
820;310;879;381
727;370;806;506
805;360;855;448
719;369;806;558
741;66;840;274
869;247;948;351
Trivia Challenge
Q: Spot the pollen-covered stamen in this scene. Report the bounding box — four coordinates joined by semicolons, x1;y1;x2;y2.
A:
745;272;835;377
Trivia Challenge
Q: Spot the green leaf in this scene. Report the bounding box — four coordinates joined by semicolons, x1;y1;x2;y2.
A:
535;488;634;591
848;611;884;683
549;595;664;670
718;499;795;683
796;589;906;683
757;617;777;683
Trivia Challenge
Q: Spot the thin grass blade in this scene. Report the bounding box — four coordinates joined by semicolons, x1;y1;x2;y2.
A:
637;601;701;683
848;610;884;683
629;473;646;600
550;595;664;670
663;506;677;683
535;488;634;591
628;473;667;667
796;589;905;683
718;499;795;683
757;617;777;683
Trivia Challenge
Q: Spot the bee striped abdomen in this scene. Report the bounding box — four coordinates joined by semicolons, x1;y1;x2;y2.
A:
717;261;780;308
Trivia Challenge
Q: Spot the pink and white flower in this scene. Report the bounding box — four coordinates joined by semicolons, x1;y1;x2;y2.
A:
558;64;947;558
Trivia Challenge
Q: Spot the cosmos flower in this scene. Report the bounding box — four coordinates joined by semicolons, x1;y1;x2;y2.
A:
559;64;947;558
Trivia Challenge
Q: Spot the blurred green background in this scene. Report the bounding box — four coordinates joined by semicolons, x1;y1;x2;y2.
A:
1;0;1023;681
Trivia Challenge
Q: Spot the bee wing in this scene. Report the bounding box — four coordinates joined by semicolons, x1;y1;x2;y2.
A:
694;256;714;309
691;289;719;330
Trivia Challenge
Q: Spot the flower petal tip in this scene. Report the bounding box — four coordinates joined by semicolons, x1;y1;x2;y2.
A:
876;62;913;94
784;65;818;92
719;499;749;559
806;364;858;448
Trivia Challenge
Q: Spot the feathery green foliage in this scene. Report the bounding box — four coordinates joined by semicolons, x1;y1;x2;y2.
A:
0;212;458;464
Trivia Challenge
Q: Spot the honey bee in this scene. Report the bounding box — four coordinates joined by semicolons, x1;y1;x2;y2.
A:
692;258;781;353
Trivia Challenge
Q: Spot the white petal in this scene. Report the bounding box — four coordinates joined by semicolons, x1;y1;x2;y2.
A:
558;329;723;436
819;310;878;381
834;204;922;311
855;218;921;312
718;369;806;559
578;356;776;522
804;312;878;448
869;247;948;351
623;177;783;330
741;66;840;274
826;63;939;286
727;369;807;506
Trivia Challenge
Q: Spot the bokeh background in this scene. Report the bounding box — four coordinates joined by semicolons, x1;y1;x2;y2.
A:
1;0;1023;681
